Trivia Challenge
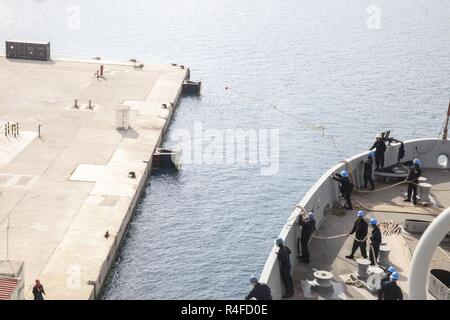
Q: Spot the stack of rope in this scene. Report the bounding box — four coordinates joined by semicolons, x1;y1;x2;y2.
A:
380;220;402;236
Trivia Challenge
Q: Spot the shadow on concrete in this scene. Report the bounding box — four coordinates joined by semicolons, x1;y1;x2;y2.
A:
116;127;139;139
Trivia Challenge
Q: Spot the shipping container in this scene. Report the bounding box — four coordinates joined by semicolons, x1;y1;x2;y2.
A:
5;40;51;61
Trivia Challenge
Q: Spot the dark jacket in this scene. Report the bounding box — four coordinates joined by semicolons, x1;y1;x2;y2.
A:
379;281;403;300
32;285;45;300
407;166;422;184
349;218;368;241
245;283;272;300
370;140;386;155
277;246;291;270
299;217;316;240
377;275;391;300
370;226;382;246
332;174;354;195
363;157;374;176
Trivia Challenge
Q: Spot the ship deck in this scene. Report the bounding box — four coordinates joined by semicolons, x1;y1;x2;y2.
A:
289;168;450;300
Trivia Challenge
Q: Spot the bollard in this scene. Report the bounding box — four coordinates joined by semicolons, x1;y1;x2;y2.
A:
419;182;432;203
38;124;41;138
74;99;79;109
418;177;427;198
378;245;390;267
16;122;19;135
356;258;371;279
311;270;334;293
88;100;93;109
368;266;384;291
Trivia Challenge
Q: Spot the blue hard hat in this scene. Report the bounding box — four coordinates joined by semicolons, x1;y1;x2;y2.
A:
368;151;375;158
390;272;400;281
387;266;396;273
413;159;422;166
341;170;349;177
357;210;365;217
275;237;284;246
308;212;315;220
369;218;378;225
249;276;258;284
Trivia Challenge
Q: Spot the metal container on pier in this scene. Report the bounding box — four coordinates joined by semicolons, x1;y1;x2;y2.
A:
5;40;51;61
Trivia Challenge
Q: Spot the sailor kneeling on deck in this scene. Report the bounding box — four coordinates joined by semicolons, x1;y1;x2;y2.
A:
245;276;272;300
298;212;316;264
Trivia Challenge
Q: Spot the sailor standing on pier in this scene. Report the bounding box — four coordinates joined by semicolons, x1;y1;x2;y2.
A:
32;279;46;300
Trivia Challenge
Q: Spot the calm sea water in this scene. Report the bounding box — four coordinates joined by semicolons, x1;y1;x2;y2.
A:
1;0;449;299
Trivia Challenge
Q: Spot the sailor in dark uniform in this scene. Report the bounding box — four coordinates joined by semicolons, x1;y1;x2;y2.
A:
369;218;382;265
378;266;396;299
275;237;294;298
245;276;272;300
345;211;368;260
332;170;354;210
378;272;403;300
370;134;387;171
404;159;422;205
298;212;316;263
363;152;375;190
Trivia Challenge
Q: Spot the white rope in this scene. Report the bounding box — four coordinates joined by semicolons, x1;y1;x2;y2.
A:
312;234;347;240
438;246;450;262
312;233;368;242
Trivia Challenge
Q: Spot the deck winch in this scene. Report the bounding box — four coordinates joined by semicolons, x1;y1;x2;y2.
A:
310;270;334;293
356;258;371;279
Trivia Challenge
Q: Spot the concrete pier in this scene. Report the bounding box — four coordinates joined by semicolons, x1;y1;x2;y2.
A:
0;56;188;299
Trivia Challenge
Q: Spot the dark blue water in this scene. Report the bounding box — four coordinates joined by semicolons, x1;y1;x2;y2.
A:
1;0;449;299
